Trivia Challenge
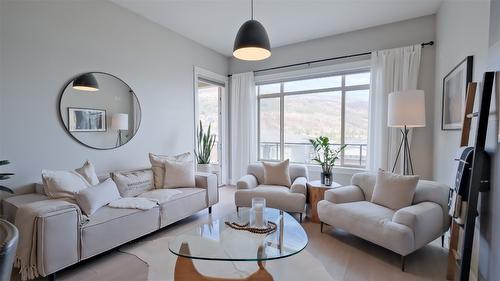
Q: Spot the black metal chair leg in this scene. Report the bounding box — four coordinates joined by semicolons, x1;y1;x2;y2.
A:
401;255;406;271
441;234;445;247
320;222;324;233
208;206;212;214
236;206;239;212
299;213;303;223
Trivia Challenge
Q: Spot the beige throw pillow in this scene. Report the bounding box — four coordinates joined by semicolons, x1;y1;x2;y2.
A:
74;160;100;185
75;178;121;215
149;152;191;188
371;169;419;210
111;169;155;197
163;158;195;188
42;160;99;199
262;160;292;187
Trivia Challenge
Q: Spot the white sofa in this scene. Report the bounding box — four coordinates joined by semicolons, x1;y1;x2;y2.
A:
317;172;450;270
235;163;308;222
2;170;218;280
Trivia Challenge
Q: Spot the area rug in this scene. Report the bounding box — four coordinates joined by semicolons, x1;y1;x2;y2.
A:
119;236;336;281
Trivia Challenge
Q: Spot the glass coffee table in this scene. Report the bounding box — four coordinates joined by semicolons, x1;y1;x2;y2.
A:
169;208;308;281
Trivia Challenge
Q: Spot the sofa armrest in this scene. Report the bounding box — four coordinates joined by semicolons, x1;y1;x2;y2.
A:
195;172;218;206
36;208;80;276
290;177;307;195
392;202;444;249
236;175;258;190
324;185;365;204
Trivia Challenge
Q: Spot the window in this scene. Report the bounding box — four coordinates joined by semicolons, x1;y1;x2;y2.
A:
257;70;370;167
197;79;223;164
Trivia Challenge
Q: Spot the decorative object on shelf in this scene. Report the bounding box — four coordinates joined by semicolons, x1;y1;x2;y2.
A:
250;197;267;228
72;73;99;92
233;0;271;61
68;107;106;132
195;121;216;173
442;56;473;130
0;160;14;194
111;113;129;146
387;90;426;175
309;136;346;186
60;72;141;150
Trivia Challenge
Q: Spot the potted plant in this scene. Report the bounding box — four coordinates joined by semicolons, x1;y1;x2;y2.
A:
309;136;346;186
0;160;14;194
195;121;216;173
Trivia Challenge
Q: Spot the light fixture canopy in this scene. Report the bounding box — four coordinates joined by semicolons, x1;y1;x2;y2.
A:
233;0;271;61
73;73;99;92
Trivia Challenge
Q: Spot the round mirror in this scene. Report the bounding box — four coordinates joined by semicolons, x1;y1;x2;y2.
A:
59;72;141;150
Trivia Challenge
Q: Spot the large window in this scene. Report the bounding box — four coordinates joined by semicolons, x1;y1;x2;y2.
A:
197;79;223;164
257;70;370;167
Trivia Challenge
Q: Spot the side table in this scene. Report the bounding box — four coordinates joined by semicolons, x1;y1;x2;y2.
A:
306;180;341;223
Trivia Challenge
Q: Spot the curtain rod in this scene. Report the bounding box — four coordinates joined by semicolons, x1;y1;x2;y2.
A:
228;40;434;77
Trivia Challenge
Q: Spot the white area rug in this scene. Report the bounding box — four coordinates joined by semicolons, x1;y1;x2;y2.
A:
120;236;336;281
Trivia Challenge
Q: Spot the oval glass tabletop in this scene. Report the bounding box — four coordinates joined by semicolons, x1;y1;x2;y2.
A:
168;208;308;262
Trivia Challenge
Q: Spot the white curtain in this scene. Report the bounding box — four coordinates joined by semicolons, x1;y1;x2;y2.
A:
230;72;257;184
367;45;422;172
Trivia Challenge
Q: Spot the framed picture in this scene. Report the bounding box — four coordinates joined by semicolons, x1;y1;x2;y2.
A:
442;56;473;130
68;107;106;132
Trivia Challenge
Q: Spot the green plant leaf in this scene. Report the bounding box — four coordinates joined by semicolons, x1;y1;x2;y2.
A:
0;185;14;194
0;160;10;166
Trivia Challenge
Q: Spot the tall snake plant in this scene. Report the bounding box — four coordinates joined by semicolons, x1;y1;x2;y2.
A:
309;136;347;174
195;121;216;164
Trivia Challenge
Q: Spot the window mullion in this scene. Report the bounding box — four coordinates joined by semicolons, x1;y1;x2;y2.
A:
280;82;285;161
340;75;346;166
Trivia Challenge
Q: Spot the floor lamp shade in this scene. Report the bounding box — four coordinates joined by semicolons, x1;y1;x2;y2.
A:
387;90;426;128
111;114;129;131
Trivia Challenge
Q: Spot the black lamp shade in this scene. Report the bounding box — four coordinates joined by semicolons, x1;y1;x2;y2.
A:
72;73;99;92
233;20;271;61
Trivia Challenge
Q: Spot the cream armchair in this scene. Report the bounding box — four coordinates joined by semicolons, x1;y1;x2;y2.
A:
235;163;308;222
317;172;450;271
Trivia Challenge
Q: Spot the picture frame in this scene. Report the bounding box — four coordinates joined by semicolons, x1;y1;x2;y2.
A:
441;56;473;130
68;107;106;132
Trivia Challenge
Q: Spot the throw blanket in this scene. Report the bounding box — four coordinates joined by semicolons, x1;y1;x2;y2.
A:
108;197;158;210
14;200;86;281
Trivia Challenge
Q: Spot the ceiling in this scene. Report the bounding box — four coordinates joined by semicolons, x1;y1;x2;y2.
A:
111;0;443;57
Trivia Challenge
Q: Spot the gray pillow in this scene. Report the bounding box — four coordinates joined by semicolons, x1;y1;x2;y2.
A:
371;169;419;210
111;169;155;197
75;178;121;215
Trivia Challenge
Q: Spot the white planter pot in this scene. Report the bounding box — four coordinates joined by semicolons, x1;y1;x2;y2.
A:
197;164;212;173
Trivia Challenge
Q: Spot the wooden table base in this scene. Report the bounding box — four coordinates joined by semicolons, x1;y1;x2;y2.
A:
174;243;274;281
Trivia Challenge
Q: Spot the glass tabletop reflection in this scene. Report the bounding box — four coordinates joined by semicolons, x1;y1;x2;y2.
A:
168;208;308;262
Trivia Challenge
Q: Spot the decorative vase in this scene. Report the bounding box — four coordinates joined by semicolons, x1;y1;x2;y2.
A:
321;172;333;186
197;164;212;173
250;197;267;228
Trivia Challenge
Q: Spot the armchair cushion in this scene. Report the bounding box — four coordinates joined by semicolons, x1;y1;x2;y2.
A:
324;185;365;204
392;201;443;249
236;175;258;190
371;170;419;210
290;177;307;195
262;160;291;187
234;185;306;213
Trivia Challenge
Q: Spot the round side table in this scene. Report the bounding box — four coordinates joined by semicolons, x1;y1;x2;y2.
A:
307;180;341;223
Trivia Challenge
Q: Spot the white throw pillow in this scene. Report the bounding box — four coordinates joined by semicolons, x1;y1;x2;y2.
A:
163;158;195;188
149;152;192;188
42;170;91;199
138;189;182;204
111;169;155;197
262;159;292;187
371;169;419;210
75;178;121;215
74;160;100;185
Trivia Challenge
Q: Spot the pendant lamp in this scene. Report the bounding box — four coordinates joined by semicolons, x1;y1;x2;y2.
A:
73;73;99;92
233;0;271;61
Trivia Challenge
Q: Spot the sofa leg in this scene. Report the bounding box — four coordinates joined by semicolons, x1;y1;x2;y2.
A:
236;206;239;212
208;206;212;214
48;273;56;281
401;255;406;271
441;234;445;247
299;213;303;223
320;222;324;233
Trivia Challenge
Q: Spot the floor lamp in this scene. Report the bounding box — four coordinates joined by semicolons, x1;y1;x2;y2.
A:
111;113;129;147
387;90;426;175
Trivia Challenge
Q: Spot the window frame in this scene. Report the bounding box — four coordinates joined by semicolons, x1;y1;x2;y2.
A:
257;68;370;168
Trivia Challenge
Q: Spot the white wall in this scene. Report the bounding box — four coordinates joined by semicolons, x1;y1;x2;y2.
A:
230;15;436;181
0;0;228;191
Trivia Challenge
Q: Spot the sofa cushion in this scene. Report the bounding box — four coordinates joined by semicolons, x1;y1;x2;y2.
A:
234;185;306;213
138;189;182;204
262;160;291;187
371;170;419;210
2;193;49;222
42;170;91;200
163;158;195;189
75;179;121;215
149;152;191;188
111;169;154;197
157;187;207;227
74;160;100;186
81;206;159;259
